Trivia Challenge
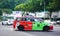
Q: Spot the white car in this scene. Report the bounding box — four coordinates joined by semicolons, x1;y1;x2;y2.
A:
2;19;14;25
56;21;60;25
50;21;56;25
44;20;56;25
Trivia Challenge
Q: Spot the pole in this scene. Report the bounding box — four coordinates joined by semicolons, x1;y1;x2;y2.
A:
44;0;45;20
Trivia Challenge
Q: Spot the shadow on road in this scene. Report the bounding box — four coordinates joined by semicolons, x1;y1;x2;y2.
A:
15;30;54;32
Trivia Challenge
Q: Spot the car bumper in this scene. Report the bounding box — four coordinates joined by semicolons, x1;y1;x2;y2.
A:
49;25;53;30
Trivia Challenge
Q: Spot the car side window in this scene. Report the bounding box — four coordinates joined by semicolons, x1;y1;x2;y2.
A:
21;18;27;21
16;18;21;21
30;18;35;22
26;18;34;21
26;18;30;21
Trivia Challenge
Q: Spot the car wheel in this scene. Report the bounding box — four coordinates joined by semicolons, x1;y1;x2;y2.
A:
43;26;49;31
6;23;8;25
2;22;4;25
17;25;24;31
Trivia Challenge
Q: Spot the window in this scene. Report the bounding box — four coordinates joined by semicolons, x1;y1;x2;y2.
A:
36;18;44;22
21;18;27;21
30;18;35;21
25;18;35;21
26;18;30;21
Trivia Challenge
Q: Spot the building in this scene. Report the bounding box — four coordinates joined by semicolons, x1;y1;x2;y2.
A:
35;11;50;19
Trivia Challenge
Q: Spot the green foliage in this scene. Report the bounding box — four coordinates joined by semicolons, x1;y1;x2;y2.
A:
14;3;34;12
0;0;27;14
15;0;59;12
15;0;44;12
1;8;12;14
0;9;2;16
46;0;60;12
0;0;27;10
0;0;60;12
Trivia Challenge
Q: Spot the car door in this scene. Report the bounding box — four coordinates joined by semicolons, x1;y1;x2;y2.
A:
24;18;32;30
20;18;32;30
20;18;26;25
32;18;44;30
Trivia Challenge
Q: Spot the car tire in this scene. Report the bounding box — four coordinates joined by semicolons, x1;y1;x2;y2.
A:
2;22;4;25
43;26;49;31
17;25;24;31
6;23;8;25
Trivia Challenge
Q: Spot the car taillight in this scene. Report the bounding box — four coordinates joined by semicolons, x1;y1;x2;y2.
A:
49;26;53;30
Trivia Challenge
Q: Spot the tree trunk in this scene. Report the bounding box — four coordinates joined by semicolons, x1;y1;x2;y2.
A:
49;11;52;20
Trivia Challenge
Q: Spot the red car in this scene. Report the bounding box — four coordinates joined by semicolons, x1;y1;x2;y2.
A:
13;16;53;31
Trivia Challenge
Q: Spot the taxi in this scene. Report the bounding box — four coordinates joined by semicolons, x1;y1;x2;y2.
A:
13;16;53;31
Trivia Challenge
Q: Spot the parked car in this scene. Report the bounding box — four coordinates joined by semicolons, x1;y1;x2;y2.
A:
56;21;60;25
2;19;8;25
50;21;56;25
13;16;53;31
2;17;14;25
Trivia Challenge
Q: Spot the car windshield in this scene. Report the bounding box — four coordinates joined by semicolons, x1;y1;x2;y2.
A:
2;19;8;21
6;17;14;19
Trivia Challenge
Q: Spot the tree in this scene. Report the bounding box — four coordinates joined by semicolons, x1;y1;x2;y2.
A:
46;0;60;18
0;0;28;14
0;9;2;16
14;0;44;12
2;8;12;14
0;0;27;10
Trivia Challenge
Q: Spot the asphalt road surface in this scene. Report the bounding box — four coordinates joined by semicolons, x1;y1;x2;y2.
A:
0;24;60;36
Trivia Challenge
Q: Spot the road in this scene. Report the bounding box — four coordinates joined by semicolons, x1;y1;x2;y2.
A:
0;24;60;36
